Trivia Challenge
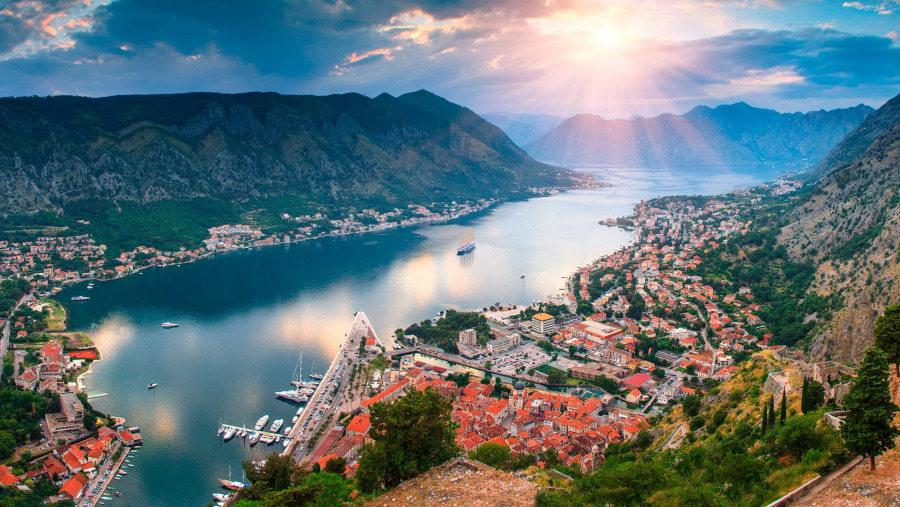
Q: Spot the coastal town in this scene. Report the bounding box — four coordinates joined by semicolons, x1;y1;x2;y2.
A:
0;176;867;505
0;198;500;284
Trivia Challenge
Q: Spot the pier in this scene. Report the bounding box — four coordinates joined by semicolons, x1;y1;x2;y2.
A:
217;424;291;446
283;311;377;460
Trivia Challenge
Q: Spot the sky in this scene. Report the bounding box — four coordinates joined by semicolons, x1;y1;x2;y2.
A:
0;0;899;118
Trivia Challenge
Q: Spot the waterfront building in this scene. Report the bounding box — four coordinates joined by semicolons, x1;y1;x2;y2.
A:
458;328;477;346
58;473;88;501
487;333;521;354
45;392;85;437
531;313;557;336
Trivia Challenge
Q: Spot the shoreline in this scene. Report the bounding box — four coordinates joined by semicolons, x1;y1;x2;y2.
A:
46;184;609;295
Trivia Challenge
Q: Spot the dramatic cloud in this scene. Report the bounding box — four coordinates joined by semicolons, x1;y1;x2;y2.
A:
0;0;898;117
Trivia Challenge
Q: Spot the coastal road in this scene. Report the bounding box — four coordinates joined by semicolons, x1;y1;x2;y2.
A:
284;312;372;461
1;295;29;380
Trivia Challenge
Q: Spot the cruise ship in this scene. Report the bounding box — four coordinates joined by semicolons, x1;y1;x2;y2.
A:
254;415;269;431
275;389;309;403
269;419;284;433
71;296;90;301
456;229;475;255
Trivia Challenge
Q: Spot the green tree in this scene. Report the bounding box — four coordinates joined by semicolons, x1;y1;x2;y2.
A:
761;402;768;433
779;391;787;425
241;453;307;500
583;460;669;506
356;387;459;493
841;346;900;471
469;442;512;470
801;378;809;414
682;395;701;417
323;457;346;476
874;304;900;376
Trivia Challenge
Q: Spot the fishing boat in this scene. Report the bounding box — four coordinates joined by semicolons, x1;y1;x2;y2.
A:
456;229;475;255
71;296;90;301
254;415;269;431
148;383;158;389
161;322;179;328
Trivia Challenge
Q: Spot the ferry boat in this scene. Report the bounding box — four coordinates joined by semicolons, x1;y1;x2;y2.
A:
222;427;237;441
148;383;158;389
456;229;475;255
275;389;309;403
161;322;179;328
71;296;90;301
254;415;269;431
269;419;284;433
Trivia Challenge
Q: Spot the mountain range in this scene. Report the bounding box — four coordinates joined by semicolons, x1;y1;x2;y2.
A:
779;91;900;363
0;90;572;215
480;112;564;147
524;102;874;167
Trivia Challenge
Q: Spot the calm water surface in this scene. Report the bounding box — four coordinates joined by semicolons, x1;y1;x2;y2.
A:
58;165;784;506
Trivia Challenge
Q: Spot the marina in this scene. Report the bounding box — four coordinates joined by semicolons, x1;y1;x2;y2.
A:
216;423;292;447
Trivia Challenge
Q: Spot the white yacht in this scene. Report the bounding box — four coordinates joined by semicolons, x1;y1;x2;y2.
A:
269;419;284;433
254;415;269;431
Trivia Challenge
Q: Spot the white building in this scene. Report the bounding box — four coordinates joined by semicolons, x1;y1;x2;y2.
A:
531;313;557;336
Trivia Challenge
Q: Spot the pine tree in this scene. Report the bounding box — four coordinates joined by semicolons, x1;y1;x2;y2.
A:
801;378;810;414
769;395;775;427
874;304;900;376
761;402;768;432
779;390;787;424
841;346;900;471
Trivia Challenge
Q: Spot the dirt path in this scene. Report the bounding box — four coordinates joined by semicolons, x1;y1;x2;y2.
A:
795;448;900;506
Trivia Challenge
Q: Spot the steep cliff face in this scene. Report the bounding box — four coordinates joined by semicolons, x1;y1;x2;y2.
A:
0;91;571;214
524;102;873;166
779;93;900;364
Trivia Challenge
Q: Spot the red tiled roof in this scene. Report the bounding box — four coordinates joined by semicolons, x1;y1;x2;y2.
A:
0;473;18;486
58;473;87;499
346;414;371;435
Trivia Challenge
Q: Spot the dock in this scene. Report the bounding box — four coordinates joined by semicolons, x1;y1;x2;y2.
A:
217;424;291;445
